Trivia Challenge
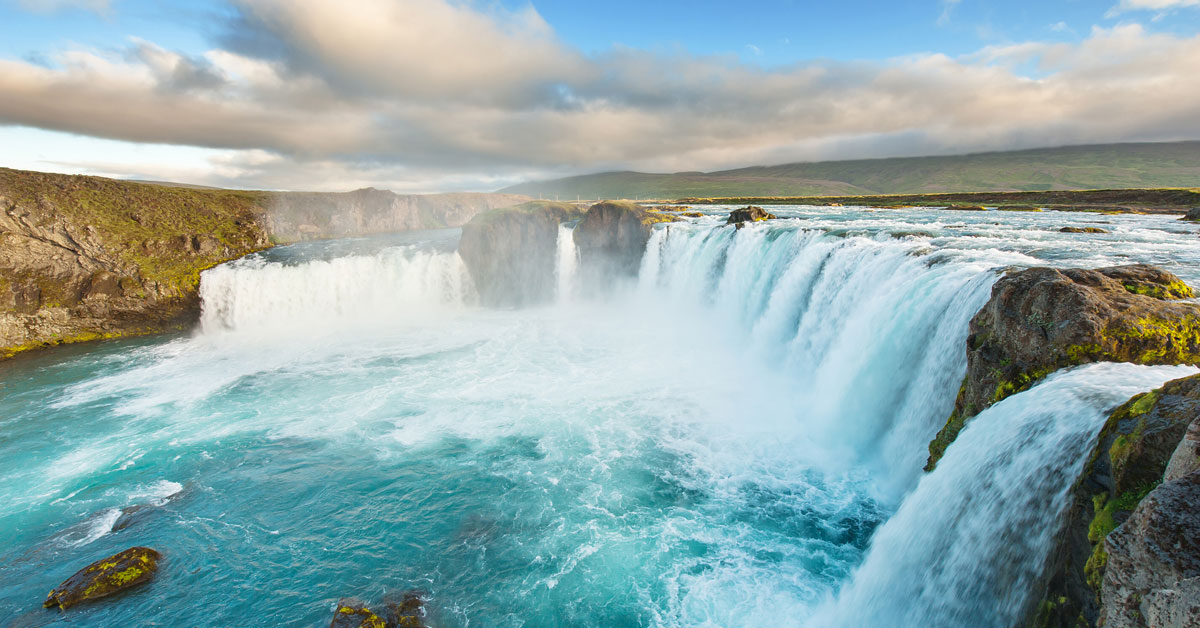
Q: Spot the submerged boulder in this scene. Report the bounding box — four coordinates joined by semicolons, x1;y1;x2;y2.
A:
926;264;1199;470
1060;226;1110;234
44;546;161;610
725;206;777;226
330;592;428;628
573;200;678;290
1101;470;1200;628
330;598;387;628
457;201;583;306
1028;374;1200;628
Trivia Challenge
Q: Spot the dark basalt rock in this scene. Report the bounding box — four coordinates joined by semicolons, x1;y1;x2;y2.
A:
457;201;583;306
383;590;429;627
1028;374;1200;628
573;200;679;290
1180;207;1200;221
725;206;777;226
1101;470;1200;628
44;546;161;610
926;264;1199;470
1060;226;1110;234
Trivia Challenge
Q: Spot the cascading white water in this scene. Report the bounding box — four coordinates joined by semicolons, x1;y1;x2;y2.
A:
556;222;579;302
811;362;1199;628
199;246;473;333
637;223;1001;496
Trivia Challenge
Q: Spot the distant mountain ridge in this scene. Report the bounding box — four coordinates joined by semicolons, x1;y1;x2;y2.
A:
501;141;1200;199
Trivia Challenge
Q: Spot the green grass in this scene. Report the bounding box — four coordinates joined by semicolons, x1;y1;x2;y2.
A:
501;141;1200;200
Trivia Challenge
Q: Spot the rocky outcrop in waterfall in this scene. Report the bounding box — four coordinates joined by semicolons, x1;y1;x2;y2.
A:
726;206;777;227
1100;469;1200;628
0;168;272;358
573;200;679;289
457;201;583;306
1028;373;1200;628
926;264;1200;470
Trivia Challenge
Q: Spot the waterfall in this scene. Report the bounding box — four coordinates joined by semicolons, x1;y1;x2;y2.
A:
199;245;473;333
811;362;1199;628
556;222;579;303
638;223;999;495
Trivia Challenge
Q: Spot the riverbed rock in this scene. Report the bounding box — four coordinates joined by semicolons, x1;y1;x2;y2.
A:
457;201;583;306
927;264;1199;470
1164;417;1200;482
1180;208;1200;221
44;546;161;610
1060;227;1110;234
330;598;387;628
1100;470;1200;628
726;206;777;226
573;200;679;290
943;204;986;211
1027;373;1200;628
383;590;428;627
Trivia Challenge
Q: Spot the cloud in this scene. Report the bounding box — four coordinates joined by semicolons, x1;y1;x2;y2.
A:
1108;0;1200;17
1;0;1199;192
14;0;110;13
937;0;962;26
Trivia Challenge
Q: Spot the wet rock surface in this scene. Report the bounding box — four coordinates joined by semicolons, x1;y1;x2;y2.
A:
1180;207;1200;221
1101;470;1200;628
1028;374;1200;628
725;205;777;226
457;201;583;306
927;264;1200;469
43;546;161;610
573;200;678;290
1059;226;1110;234
329;592;428;628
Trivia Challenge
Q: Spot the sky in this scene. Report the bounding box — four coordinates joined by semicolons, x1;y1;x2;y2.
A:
0;0;1199;192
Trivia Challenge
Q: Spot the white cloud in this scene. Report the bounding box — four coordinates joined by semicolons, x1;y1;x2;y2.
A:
14;0;110;13
1108;0;1200;16
1;0;1199;192
937;0;962;26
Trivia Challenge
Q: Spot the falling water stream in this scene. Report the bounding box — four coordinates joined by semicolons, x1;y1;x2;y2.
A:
1;207;1198;627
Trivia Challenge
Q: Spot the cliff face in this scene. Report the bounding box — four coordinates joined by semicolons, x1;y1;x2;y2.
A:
0;168;529;357
573;200;679;291
265;188;530;243
927;265;1200;469
1030;374;1200;628
0;169;272;357
457;201;584;306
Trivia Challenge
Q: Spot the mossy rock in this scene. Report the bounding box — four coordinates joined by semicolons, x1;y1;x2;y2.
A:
1024;373;1200;628
927;265;1200;470
44;546;161;610
999;205;1043;212
942;205;987;211
1059;227;1110;234
330;598;388;628
726;206;777;225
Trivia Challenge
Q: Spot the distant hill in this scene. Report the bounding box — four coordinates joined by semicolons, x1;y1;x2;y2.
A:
501;142;1200;199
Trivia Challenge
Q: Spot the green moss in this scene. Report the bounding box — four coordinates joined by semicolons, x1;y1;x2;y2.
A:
1121;280;1195;300
1107;316;1200;364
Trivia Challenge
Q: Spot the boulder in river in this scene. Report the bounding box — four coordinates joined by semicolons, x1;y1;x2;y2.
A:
926;264;1199;470
330;598;387;628
725;206;777;226
1060;226;1110;234
1180;207;1200;221
44;546;161;610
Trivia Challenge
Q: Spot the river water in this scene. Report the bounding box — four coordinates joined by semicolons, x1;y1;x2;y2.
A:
1;206;1198;627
